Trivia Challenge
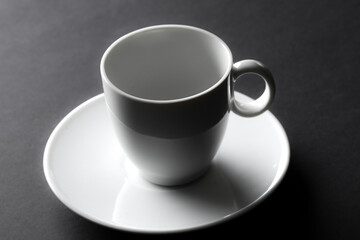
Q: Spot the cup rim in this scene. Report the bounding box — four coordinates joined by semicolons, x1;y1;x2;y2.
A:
100;24;233;104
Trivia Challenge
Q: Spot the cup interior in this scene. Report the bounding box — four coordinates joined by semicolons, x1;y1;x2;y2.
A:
102;25;232;101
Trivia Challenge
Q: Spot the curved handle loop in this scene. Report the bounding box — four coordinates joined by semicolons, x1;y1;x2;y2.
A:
231;59;275;117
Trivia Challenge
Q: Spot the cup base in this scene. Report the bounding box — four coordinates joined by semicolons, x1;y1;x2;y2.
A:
140;166;210;187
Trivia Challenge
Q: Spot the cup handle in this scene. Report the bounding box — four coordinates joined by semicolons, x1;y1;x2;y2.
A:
231;59;275;117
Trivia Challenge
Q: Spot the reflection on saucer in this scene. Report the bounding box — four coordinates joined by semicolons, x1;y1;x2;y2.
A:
112;157;239;230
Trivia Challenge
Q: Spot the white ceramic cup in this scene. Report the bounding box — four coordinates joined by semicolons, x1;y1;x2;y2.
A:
101;25;275;186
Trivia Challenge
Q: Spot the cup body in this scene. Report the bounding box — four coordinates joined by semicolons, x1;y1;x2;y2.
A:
101;25;234;186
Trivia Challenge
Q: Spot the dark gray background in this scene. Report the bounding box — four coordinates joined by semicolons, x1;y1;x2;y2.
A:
1;0;359;239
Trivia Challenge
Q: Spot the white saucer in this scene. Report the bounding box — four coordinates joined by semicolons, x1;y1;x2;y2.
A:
43;93;290;233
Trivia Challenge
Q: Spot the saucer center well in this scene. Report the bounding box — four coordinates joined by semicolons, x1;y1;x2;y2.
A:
111;161;239;231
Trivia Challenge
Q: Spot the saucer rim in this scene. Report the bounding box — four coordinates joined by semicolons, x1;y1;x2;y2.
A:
43;93;290;234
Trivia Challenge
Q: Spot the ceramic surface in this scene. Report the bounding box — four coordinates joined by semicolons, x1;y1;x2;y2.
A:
101;25;275;185
43;93;289;233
